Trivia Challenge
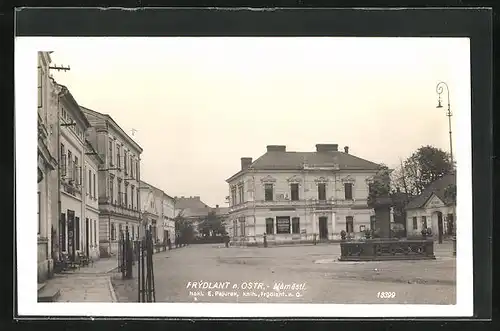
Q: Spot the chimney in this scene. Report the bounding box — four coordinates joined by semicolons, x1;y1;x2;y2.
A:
344;146;349;154
241;157;253;170
316;144;338;152
266;145;286;152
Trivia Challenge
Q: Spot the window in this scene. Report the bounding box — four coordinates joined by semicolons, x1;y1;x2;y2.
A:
136;161;139;180
346;216;354;233
88;169;92;197
412;217;418;230
131;158;134;178
74;156;80;185
125;183;129;207
344;183;353;200
124;151;128;174
67;150;72;178
132;225;135;240
116;145;121;168
131;185;135;209
233;220;238;237
231;187;237;206
111;223;116;240
290;183;299;201
118;224;122;237
93;220;97;245
264;184;273;201
109;141;113;165
276;216;291;234
109;176;114;202
239;217;245;236
117;178;123;205
93;173;96;198
37;192;41;234
422;216;428;229
318;183;326;201
265;218;274;234
238;185;244;204
37;66;43;108
292;217;300;234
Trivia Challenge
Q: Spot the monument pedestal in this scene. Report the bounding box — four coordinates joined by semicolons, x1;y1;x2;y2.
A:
339;197;435;261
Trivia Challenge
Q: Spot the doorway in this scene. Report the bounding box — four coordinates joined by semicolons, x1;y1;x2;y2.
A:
437;212;444;244
318;217;328;240
85;218;90;257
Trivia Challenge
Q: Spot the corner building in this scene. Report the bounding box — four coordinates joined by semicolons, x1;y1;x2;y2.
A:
82;107;143;257
226;144;381;245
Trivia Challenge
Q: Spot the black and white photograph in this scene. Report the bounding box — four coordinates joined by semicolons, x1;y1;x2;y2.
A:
14;8;490;319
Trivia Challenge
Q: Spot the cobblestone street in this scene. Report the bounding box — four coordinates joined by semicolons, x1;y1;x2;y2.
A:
111;242;456;304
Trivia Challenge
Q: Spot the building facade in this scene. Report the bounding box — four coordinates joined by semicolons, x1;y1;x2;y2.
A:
37;51;59;282
83;140;104;259
140;181;161;243
57;84;93;263
405;173;456;240
82;107;143;256
162;193;176;244
226;144;382;245
140;181;177;245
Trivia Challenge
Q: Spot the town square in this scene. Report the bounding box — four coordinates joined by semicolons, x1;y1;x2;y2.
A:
32;37;466;307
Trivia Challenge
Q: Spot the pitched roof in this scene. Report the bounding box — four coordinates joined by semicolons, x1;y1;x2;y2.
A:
174;196;210;210
80;106;143;153
405;173;456;210
227;148;381;182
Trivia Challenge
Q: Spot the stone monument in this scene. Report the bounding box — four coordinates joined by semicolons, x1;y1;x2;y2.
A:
339;166;435;261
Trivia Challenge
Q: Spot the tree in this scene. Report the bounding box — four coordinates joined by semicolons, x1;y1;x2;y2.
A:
198;211;226;237
391;145;453;197
174;211;195;243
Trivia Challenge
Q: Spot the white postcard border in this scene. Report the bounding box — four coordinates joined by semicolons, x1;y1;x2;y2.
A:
15;37;473;318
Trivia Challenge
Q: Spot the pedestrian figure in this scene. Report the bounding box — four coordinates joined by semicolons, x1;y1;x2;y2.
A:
224;234;230;248
263;232;268;248
313;233;317;245
167;237;172;250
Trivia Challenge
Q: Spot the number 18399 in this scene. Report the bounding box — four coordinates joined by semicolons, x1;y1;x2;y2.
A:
377;291;396;299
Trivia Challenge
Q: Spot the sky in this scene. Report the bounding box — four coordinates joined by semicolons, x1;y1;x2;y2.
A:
47;37;470;207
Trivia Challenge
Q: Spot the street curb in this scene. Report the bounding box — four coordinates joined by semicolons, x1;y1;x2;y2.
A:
107;276;118;302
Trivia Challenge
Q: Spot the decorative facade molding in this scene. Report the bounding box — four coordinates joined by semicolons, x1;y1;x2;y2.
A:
365;176;374;184
314;176;328;184
260;175;277;183
287;175;303;184
341;175;356;184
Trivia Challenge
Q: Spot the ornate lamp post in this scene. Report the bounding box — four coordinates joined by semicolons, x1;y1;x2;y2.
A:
436;81;456;256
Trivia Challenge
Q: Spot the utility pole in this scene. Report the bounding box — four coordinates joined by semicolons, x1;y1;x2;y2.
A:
49;64;71;72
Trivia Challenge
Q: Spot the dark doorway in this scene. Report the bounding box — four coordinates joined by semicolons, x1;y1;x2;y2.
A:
85;218;90;257
437;212;444;244
60;213;66;252
370;215;376;231
318;216;328;240
67;210;75;261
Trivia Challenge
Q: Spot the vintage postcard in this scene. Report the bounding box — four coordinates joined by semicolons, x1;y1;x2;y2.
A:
16;12;478;318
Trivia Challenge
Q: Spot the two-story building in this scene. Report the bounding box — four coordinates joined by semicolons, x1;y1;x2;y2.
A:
57;84;92;262
82;107;143;256
37;51;59;282
226;144;382;245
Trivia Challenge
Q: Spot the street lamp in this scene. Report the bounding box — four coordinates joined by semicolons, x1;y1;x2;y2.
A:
436;81;456;256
